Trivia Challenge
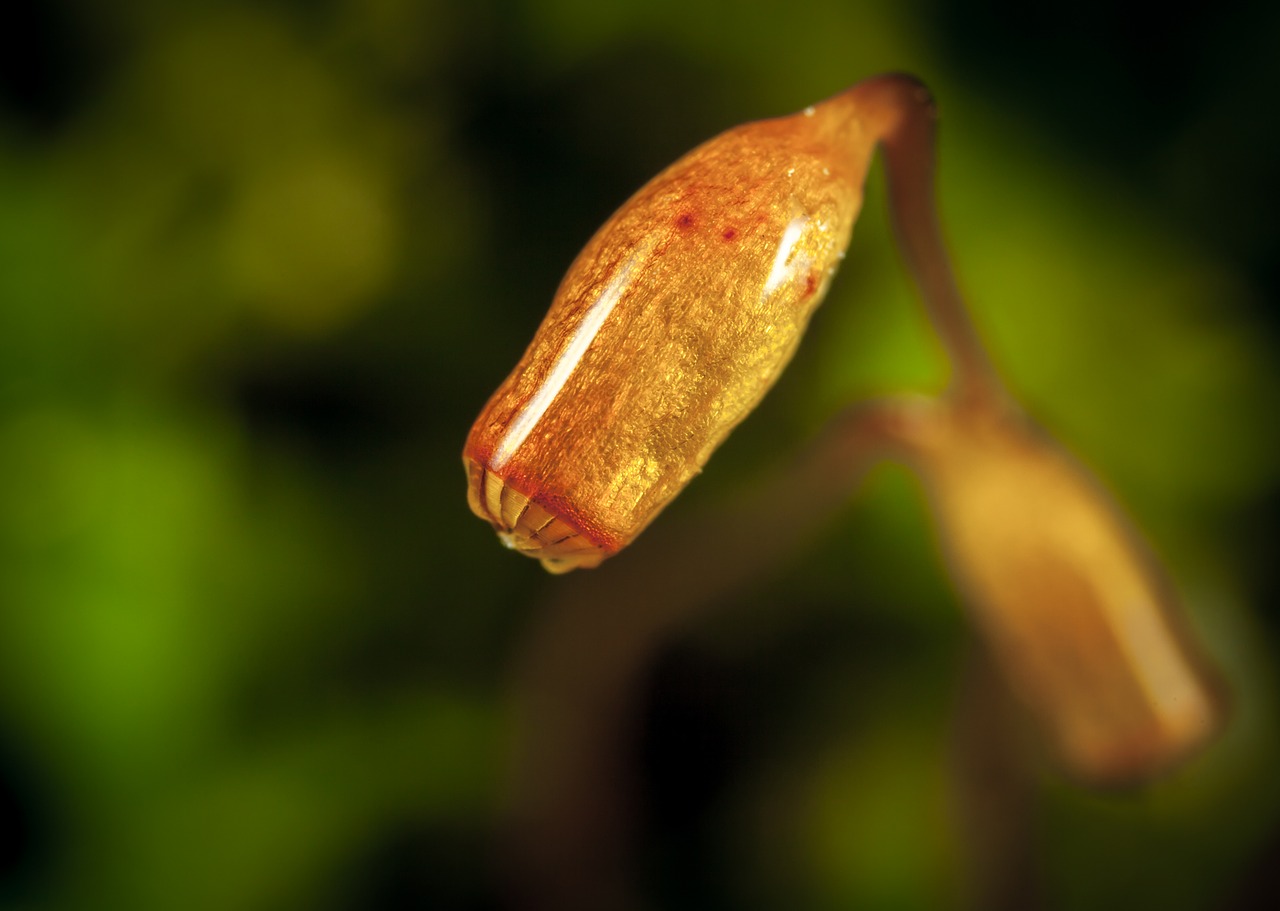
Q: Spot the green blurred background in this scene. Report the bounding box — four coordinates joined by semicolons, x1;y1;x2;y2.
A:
2;1;1278;908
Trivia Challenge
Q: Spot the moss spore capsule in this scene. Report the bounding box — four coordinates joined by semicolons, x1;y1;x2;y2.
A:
464;91;875;572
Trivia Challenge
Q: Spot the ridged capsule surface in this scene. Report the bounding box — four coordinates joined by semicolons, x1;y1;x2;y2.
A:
465;93;875;572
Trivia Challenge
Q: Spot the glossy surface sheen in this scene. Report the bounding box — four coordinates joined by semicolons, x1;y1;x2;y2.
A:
465;96;874;571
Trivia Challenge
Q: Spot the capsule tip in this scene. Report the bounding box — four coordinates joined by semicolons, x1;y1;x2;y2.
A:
464;457;608;573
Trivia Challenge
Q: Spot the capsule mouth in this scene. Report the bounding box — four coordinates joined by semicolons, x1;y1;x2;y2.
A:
465;457;607;572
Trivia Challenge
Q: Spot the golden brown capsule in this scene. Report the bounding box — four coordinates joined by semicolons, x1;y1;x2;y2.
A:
464;90;880;572
906;400;1223;783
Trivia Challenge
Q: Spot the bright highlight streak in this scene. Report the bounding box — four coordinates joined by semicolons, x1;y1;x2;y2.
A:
492;245;651;469
763;216;809;296
1112;593;1214;737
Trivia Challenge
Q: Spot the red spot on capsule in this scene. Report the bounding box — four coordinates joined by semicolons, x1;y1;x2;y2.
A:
676;212;696;229
722;227;738;241
805;272;818;296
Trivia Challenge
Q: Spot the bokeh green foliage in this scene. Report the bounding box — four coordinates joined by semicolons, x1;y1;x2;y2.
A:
1;1;1277;909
